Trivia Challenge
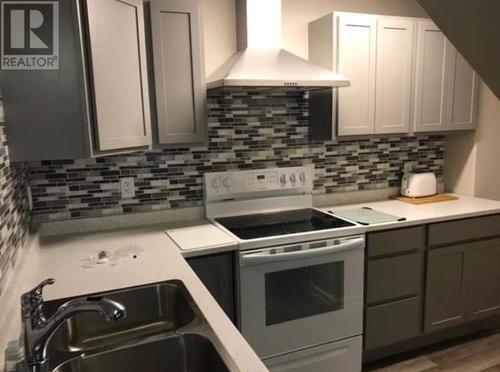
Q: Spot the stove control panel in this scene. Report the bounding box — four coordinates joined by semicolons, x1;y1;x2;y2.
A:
204;165;314;200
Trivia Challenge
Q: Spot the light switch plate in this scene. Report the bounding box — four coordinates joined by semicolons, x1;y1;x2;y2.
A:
120;177;135;199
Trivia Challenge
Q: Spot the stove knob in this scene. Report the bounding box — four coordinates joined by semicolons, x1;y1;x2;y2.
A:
290;174;297;183
299;172;306;182
211;178;220;189
280;174;287;184
222;177;231;188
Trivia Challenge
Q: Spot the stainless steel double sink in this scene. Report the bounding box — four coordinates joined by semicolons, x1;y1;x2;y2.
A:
43;280;230;372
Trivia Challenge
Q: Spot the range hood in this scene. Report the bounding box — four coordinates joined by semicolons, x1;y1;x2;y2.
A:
207;0;350;90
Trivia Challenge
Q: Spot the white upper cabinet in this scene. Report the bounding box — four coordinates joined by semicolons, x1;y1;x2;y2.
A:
445;47;479;131
413;20;449;132
309;12;414;137
413;20;479;133
86;0;152;151
308;13;479;139
375;18;415;134
336;14;377;136
149;0;207;145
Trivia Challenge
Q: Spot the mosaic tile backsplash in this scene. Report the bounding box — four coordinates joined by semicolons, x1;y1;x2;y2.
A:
28;90;445;221
0;110;31;294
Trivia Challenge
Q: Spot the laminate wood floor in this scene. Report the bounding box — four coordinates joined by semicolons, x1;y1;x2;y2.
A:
364;331;500;372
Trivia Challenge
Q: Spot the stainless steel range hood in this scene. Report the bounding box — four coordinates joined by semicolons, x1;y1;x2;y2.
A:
207;0;350;90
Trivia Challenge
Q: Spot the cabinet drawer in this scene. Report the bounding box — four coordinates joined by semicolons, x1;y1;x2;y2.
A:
367;226;426;257
365;297;421;350
366;253;421;304
428;214;500;246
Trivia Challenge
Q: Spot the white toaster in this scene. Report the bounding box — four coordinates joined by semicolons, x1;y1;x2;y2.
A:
400;172;437;198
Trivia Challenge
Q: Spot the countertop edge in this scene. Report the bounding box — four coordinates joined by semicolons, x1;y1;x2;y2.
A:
362;208;500;232
322;194;500;233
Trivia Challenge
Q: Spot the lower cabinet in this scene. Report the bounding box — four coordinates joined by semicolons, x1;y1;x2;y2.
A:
425;238;500;332
467;239;500;321
364;218;500;361
364;226;425;351
186;252;235;323
424;245;467;332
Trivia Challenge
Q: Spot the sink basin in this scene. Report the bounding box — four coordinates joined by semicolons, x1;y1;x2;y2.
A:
52;334;229;372
48;281;195;352
44;280;230;372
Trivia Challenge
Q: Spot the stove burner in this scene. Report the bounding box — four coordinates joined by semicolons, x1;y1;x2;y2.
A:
215;209;355;240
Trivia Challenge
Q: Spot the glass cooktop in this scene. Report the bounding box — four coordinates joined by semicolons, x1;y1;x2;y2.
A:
215;208;355;240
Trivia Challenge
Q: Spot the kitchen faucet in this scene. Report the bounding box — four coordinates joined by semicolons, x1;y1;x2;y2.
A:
20;278;127;371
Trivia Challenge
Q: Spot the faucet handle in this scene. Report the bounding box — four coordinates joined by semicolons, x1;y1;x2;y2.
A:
29;278;55;301
22;278;55;316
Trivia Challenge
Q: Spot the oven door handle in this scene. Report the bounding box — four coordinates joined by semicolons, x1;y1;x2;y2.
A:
240;237;364;266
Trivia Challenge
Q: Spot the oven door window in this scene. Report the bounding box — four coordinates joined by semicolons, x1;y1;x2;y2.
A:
265;261;344;326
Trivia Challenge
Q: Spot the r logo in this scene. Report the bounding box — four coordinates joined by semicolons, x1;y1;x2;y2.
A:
1;1;59;69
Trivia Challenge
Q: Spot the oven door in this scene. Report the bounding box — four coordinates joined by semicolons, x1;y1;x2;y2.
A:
238;235;364;359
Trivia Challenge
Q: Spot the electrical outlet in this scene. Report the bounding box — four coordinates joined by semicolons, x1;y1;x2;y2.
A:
120;177;135;199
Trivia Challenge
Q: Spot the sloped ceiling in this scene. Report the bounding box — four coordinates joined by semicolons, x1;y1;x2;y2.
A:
417;0;500;99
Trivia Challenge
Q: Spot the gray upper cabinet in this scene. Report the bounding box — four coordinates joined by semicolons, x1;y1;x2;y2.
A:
86;0;152;151
1;0;152;161
149;0;207;145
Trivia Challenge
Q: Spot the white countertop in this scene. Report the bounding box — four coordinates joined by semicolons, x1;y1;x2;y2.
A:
2;193;500;371
322;193;500;232
0;224;266;372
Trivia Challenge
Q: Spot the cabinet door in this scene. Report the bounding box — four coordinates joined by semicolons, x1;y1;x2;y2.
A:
413;20;449;133
467;240;500;321
150;0;207;144
425;245;467;332
337;14;377;136
374;18;414;134
187;253;235;323
445;47;479;131
365;297;421;350
86;0;151;151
